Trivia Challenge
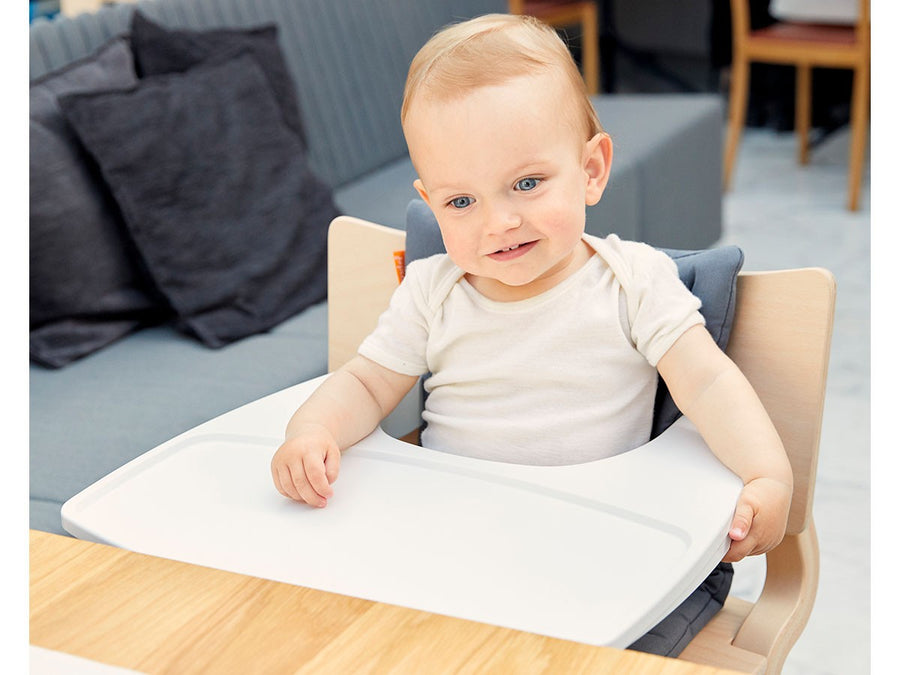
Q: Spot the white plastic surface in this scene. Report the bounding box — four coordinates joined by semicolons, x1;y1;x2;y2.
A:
62;375;742;649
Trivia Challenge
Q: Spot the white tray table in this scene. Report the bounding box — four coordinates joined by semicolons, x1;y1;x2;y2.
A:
62;375;742;649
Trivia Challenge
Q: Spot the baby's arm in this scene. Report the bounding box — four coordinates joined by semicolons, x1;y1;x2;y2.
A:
270;355;418;507
656;325;793;563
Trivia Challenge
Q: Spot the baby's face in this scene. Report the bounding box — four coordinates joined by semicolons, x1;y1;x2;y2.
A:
405;72;606;301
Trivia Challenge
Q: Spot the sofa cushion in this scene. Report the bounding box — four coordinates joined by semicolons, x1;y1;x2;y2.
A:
403;198;742;437
334;157;421;232
29;37;167;369
59;51;339;348
589;94;722;249
29;301;329;536
129;10;307;148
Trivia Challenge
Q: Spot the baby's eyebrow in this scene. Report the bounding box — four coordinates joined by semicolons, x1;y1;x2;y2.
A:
509;158;555;175
426;182;470;197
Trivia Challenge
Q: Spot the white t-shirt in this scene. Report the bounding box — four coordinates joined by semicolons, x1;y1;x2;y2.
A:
358;234;704;466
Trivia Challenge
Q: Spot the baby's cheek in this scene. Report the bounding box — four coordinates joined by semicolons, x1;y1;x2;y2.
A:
441;234;475;269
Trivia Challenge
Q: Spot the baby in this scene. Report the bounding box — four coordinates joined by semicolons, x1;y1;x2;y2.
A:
271;14;792;571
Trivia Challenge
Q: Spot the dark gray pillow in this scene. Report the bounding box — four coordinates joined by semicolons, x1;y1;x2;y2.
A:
130;10;306;150
29;37;166;369
403;198;743;437
59;52;340;347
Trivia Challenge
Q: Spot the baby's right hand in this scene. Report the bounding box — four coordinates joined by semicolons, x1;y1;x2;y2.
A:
270;423;341;507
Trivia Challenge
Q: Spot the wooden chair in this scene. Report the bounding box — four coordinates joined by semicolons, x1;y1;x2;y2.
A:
327;215;836;673
508;0;600;95
723;0;870;210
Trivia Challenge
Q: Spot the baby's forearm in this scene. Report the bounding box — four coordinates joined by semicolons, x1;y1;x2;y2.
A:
286;370;383;449
659;326;792;488
286;356;418;451
681;361;792;488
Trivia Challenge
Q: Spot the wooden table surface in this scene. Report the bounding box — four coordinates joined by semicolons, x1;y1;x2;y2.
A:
30;530;741;674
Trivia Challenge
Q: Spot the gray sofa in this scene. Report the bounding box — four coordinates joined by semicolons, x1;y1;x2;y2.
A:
30;0;723;536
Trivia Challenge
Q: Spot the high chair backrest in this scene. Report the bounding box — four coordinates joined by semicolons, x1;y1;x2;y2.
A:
328;217;408;372
723;269;835;535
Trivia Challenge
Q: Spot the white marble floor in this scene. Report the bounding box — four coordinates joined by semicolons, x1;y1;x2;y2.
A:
715;126;871;674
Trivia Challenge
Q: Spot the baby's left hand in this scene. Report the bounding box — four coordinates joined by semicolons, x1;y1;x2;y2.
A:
723;476;793;563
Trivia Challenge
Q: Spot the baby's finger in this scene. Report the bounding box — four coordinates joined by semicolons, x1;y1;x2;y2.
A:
301;454;333;502
272;462;298;501
729;501;755;541
287;463;326;507
324;445;341;485
723;533;758;563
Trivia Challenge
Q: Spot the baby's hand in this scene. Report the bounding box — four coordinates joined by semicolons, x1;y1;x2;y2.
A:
723;476;792;563
270;422;341;507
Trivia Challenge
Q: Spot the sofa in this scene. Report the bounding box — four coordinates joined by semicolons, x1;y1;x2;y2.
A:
29;0;724;536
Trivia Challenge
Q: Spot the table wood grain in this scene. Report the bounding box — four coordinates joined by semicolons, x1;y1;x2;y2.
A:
30;530;740;674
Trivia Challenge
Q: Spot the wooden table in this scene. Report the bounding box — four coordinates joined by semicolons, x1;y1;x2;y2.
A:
30;530;740;674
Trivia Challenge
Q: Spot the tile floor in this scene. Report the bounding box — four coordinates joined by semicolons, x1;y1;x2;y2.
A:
716;126;871;674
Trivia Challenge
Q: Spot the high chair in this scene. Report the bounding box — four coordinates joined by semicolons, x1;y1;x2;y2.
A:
723;0;870;210
328;216;836;673
61;216;834;664
508;1;599;94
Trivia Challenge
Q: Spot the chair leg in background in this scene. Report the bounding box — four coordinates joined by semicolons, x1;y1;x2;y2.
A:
795;64;812;165
846;62;869;211
723;58;749;190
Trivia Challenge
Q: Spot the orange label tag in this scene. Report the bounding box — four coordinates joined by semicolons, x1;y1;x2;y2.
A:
393;250;406;283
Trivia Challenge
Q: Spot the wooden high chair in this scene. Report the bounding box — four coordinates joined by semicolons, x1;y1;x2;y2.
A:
508;1;600;94
328;215;836;674
723;0;870;210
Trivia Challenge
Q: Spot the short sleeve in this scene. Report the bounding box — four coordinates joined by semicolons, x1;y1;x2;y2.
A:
357;259;433;376
598;236;705;366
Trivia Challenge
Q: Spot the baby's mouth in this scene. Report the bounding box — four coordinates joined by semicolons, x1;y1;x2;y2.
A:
488;240;537;259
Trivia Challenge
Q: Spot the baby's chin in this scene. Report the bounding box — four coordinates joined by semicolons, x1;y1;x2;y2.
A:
462;270;555;302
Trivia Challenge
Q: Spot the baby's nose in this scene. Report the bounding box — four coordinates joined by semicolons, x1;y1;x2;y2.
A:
485;203;522;233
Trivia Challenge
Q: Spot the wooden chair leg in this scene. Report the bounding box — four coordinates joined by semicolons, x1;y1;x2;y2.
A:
723;56;750;190
733;524;820;675
846;61;869;211
580;1;599;95
795;64;812;165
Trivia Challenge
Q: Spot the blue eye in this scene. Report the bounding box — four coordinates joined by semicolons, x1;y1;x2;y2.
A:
449;196;474;209
516;177;540;191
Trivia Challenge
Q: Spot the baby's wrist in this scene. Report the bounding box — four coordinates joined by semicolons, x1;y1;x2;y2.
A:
745;474;792;493
285;420;334;442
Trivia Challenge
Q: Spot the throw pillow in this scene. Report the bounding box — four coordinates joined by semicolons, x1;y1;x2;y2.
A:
402;198;744;437
59;51;340;347
129;10;306;149
29;36;167;369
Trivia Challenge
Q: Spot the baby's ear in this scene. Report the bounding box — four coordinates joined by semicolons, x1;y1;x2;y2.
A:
583;133;613;206
413;178;431;206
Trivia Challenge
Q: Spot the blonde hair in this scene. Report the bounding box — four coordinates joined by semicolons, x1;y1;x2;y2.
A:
401;13;603;141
